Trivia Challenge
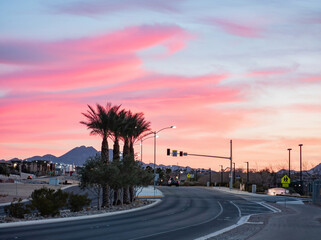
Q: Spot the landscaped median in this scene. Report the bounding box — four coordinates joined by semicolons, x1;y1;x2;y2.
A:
0;198;161;227
0;185;163;226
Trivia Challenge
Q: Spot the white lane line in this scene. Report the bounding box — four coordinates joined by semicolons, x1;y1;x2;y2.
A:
258;202;281;213
195;201;282;240
0;199;162;228
129;201;224;240
194;215;252;240
229;201;241;217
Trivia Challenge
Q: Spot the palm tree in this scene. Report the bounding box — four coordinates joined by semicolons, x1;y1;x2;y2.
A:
80;103;114;207
120;111;151;203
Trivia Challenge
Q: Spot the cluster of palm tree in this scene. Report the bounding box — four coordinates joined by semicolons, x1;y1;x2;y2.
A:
80;102;152;207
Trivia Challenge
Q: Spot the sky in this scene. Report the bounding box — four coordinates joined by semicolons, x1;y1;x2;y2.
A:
1;0;321;172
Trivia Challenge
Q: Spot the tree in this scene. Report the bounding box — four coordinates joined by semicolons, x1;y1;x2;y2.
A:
0;164;10;176
81;103;114;207
119;111;151;203
79;155;119;209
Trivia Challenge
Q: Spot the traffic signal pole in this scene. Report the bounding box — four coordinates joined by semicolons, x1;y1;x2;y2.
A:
170;140;233;190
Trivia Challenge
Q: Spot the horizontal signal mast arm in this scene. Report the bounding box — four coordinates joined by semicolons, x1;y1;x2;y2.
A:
186;153;230;159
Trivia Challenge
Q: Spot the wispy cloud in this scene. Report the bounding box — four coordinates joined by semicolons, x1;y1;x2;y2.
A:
204;18;264;38
52;0;183;15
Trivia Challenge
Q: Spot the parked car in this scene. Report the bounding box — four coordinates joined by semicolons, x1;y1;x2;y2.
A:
168;178;179;187
27;175;32;179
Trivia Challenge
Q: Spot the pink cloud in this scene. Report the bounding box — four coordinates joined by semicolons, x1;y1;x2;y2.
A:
246;65;298;77
205;18;263;38
53;0;182;15
0;24;189;66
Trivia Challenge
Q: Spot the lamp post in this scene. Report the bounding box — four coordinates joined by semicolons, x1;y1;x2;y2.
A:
245;162;249;190
153;126;176;191
287;148;292;178
140;135;155;163
299;144;303;182
233;162;236;184
219;165;223;186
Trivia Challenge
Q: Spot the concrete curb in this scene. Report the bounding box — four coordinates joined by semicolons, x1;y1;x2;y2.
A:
0;199;162;228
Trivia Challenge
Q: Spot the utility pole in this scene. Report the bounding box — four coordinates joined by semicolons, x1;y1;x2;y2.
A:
245;162;249;190
299;144;303;182
220;165;223;186
287;148;292;178
230;140;233;191
233;162;236;184
209;168;211;186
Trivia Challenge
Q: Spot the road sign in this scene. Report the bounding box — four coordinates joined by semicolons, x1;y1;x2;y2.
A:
281;175;290;187
172;150;177;157
281;175;291;184
187;173;191;178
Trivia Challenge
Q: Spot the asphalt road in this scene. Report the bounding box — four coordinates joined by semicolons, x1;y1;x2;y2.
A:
0;187;273;240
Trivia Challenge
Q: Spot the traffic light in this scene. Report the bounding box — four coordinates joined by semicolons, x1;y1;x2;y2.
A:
167;148;170;156
180;151;183;157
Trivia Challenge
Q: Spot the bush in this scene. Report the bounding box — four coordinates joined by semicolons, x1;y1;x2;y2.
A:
29;187;69;217
68;193;91;212
4;198;30;218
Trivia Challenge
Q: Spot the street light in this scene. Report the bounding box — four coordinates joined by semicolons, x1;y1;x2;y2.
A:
219;165;223;186
287;148;292;178
153;126;176;191
140;135;157;163
245;162;249;189
299;144;303;182
233;162;236;184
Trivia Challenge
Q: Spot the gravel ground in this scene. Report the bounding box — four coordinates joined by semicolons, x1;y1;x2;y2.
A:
0;199;152;223
208;203;295;240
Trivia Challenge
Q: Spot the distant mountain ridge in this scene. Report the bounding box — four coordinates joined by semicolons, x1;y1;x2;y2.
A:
1;146;113;166
1;146;321;172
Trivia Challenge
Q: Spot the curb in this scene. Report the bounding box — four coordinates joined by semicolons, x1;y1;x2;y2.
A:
0;199;162;228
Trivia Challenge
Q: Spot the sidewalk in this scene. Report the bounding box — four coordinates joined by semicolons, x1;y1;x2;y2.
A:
136;186;163;198
248;203;321;240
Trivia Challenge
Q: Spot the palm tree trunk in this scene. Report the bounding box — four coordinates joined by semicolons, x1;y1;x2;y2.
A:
122;137;131;204
101;135;110;207
123;187;130;204
129;186;135;203
123;138;129;157
113;137;120;161
129;139;134;155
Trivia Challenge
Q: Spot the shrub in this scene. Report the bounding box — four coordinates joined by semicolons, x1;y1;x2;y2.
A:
29;187;69;217
68;193;91;212
4;198;30;218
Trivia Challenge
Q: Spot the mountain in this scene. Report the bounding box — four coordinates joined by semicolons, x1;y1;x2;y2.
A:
25;154;58;162
58;146;99;165
2;146;112;166
309;163;321;175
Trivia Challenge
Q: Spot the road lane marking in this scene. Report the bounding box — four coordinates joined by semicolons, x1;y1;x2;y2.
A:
129;201;223;240
230;201;241;217
195;201;282;240
194;215;251;240
258;202;281;213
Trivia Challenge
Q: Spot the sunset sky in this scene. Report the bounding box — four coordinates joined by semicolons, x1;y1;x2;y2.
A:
1;0;321;172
